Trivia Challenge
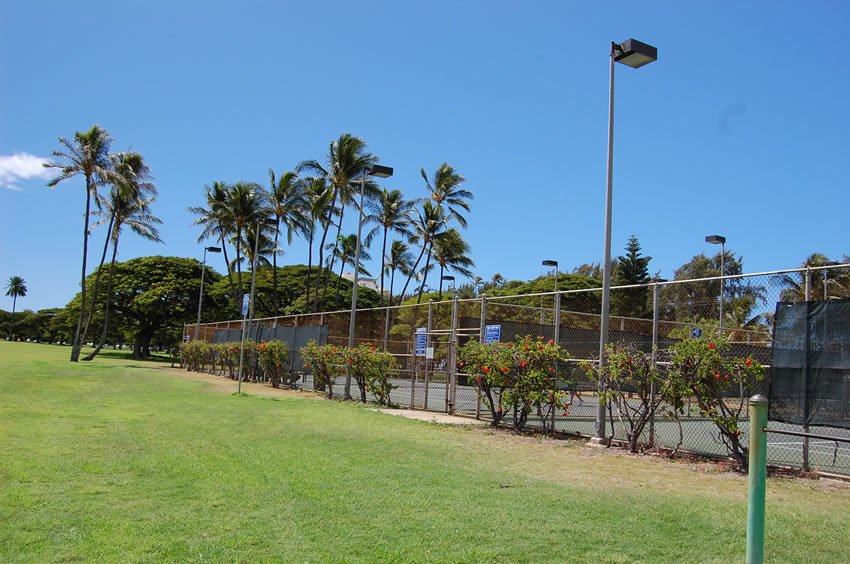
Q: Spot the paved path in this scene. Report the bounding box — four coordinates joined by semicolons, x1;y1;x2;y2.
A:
372;408;487;426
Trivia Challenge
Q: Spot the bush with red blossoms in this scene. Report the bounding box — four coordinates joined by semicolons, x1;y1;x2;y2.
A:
667;335;764;472
346;343;398;406
301;341;345;398
257;339;290;388
458;335;571;431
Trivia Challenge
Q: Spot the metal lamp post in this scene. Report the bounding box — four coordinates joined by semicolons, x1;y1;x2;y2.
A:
441;275;456;297
596;38;658;443
542;260;559;345
345;164;393;400
238;215;277;393
706;234;727;332
194;246;221;341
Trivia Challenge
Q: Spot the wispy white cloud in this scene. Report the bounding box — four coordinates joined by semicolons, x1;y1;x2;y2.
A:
0;153;52;191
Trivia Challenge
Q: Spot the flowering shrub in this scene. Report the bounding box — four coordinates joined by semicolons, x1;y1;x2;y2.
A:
257;340;290;388
346;343;398;406
181;340;212;372
301;341;345;398
667;335;764;471
585;344;668;453
458;335;572;431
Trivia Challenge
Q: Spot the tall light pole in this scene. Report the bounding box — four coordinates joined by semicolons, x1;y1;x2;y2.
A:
542;260;559;345
706;234;727;332
238;215;277;393
441;275;456;297
194;246;221;341
596;38;658;443
345;164;393;400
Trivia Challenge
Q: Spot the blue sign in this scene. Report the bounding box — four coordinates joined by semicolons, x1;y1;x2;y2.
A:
242;294;250;317
691;326;702;338
484;324;502;344
415;327;427;357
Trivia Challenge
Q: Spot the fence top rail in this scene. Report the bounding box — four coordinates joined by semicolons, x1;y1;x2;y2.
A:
764;428;850;444
189;263;850;328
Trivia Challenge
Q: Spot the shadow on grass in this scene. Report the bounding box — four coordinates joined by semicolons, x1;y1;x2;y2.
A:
87;350;176;364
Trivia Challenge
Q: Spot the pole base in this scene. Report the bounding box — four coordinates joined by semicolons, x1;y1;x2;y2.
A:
587;437;610;447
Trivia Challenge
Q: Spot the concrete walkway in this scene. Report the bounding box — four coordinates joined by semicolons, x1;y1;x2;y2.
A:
372;408;487;426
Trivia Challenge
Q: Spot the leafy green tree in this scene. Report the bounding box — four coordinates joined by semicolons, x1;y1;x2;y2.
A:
5;276;27;340
297;134;379;311
268;169;308;315
433;228;474;300
45;125;113;361
777;252;850;301
366;188;414;305
612;235;652;318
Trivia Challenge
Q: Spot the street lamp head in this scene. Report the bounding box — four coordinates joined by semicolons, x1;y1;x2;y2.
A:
441;275;455;282
613;39;657;69
542;260;558;268
261;217;277;226
705;234;726;245
206;246;222;253
368;164;394;178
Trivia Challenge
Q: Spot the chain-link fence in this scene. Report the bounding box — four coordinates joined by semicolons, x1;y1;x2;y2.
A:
185;263;850;476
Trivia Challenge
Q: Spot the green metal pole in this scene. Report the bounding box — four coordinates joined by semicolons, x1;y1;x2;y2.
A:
746;394;768;564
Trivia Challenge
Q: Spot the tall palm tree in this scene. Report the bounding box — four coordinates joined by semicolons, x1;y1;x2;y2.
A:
366;188;414;306
84;187;162;360
297;133;379;311
433;228;474;299
5;276;27;340
399;201;448;304
268;169;308;315
189;181;237;309
81;152;156;347
778;253;850;302
225;182;268;302
325;234;371;301
421;162;473;228
45;125;113;361
302;177;332;310
386;241;413;305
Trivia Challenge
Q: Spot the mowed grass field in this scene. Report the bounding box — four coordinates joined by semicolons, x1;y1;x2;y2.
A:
1;342;848;563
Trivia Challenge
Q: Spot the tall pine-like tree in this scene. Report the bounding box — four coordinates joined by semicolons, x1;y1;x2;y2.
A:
612;235;652;318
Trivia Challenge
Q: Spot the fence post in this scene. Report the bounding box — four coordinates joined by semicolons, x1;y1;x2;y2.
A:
409;338;416;409
447;294;459;414
746;394;768;564
649;281;659;445
424;301;433;411
476;295;486;419
823;269;828;300
803;268;811;471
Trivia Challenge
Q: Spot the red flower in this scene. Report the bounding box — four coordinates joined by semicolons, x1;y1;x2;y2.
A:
549;367;554;373
347;359;353;365
475;376;482;383
525;345;530;351
501;367;509;373
708;342;715;350
539;346;544;351
520;361;527;368
459;361;465;367
562;411;569;417
497;407;503;413
483;366;490;374
723;374;729;382
745;358;753;367
548;340;554;346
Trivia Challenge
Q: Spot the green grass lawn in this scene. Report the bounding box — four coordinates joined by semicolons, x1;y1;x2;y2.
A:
1;341;848;563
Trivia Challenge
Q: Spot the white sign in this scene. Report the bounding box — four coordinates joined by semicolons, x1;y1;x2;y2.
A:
425;347;434;359
242;294;250;317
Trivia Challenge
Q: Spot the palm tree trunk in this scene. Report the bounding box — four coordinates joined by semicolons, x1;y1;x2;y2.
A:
81;211;115;347
379;227;388;306
235;227;244;304
83;237;120;361
416;246;434;304
399;245;427;304
314;192;338;311
218;230;237;313
321;206;345;310
7;295;16;340
336;253;346;302
71;178;94;362
388;267;396;306
272;218;280;316
305;226;314;310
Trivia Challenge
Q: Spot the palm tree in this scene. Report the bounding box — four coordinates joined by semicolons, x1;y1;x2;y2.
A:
302;177;332;311
399;201;448;304
325;234;371;301
45;125;113;361
778;253;850;302
433;228;474;299
224;182;268;302
84;185;162;360
268;169;308;315
421;162;473;228
189;181;237;309
386;241;414;305
81;152;156;347
297;133;379;311
5;276;27;340
365;188;414;305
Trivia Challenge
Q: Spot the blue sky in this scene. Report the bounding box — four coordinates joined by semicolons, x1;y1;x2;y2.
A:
2;1;849;311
